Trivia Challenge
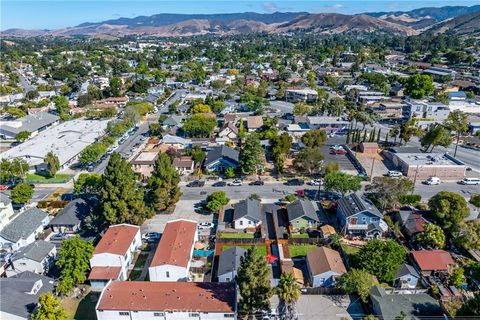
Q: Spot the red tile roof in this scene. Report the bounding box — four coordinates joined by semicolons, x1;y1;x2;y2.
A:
150;220;197;268
94;224;139;256
88;266;122;280
412;250;454;271
97;281;236;313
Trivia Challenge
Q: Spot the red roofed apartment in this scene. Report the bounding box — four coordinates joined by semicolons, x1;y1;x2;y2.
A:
95;281;236;320
411;250;455;277
89;224;141;290
149;219;197;282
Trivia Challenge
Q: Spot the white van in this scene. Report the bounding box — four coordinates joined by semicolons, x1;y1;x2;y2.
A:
425;177;441;185
460;178;480;185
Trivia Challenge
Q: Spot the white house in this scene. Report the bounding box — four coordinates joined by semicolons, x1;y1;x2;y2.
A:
232;198;263;230
149;219;197;282
218;122;239;140
89;224;141;290
0;193;15;230
95;281;236;320
306;247;346;288
0;208;49;251
217;246;246;283
5;240;56;277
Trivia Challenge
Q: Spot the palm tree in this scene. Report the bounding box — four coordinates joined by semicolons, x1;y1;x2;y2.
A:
276;272;301;320
389;126;400;144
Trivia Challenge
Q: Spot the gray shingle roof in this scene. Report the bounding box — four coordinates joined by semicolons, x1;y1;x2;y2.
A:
233;198;262;221
0;112;59;137
337;192;382;218
11;240;55;262
394;263;420;280
217;247;247;278
49;198;90;227
287;200;319;223
0;208;48;243
205;145;239;167
0;271;55;318
0;192;11;206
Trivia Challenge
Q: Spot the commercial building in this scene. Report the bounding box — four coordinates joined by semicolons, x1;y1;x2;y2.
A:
404;100;450;121
0;119;109;169
0;112;60;140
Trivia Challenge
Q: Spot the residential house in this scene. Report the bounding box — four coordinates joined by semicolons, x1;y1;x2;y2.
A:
0;271;55;320
161;134;191;149
405;100;450;121
336;192;387;238
287;200;319;231
233;198;263;231
369;286;443;320
371;102;405;118
398;209;428;238
204;145;239;173
0;193;15;230
411;250;455;277
172;156;194;175
245;116;264;132
306;116;349;134
306;247;346;287
218;122;239;140
448;91;467;102
217;246;247;283
5;240;56;277
393;263;420;289
149;219;197;282
162;115;183;129
286;88;318;103
131;151;159;180
0;208;49;251
93;97;129;109
49;198;91;233
89;224;141;290
0;112;60;140
95;281;236;320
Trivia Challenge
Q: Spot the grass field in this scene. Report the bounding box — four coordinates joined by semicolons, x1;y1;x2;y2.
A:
341;244;360;266
222;245;267;256
288;244;319;258
26;173;72;183
63;292;99;320
290;233;309;239
219;233;255;239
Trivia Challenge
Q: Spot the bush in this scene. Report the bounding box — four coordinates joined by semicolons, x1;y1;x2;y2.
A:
399;194;422;205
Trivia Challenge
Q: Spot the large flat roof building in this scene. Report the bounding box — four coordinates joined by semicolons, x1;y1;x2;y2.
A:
0;112;60;140
0;119;109;168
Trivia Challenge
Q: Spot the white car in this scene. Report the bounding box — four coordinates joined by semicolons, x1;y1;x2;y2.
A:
198;222;214;230
425;177;441;185
330;145;343;151
387;170;403;177
228;180;242;186
143;232;160;241
308;179;322;186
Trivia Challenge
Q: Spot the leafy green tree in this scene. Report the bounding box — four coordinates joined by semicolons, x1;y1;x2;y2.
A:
399;119;420;145
326;97;345;117
189;103;212;114
0;158;29;183
131;79;150;93
224;167;236;178
405;74;434;98
237;247;272;317
44;151;60;177
294;147;324;176
126;101;154;116
471;194;480;208
15;130;31;142
365;177;414;210
324;172;361;196
239;134;264;175
53;96;70;120
354;239;406;282
458;293;480;317
428;191;470;232
449;266;465;287
420;125;452;153
11;182;33;204
301;129;327;148
32;292;66;320
56;236;94;296
445;110;469;157
186;145;206;164
101;153;152;224
456;220;480;250
416;223;445;249
271;132;292;174
206;191;230;213
73;173;102;195
337;269;378;303
276;272;301;320
293;102;311;116
183;114;216;138
147;153;181;212
79;143;107;165
324;162;340;175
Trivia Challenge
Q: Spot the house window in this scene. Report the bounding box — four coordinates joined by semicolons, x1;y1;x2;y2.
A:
239;220;243;226
225;278;230;282
154;312;165;317
166;271;170;278
248;220;252;225
362;217;367;222
224;315;234;318
119;312;130;316
371;217;378;223
350;218;357;224
189;312;200;317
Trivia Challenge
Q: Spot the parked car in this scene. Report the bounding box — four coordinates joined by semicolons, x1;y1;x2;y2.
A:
187;180;205;187
285;179;304;186
50;233;69;241
0;185;8;191
387;170;403;177
425;177;441;185
307;179;322;186
143;232;160;241
198;222;214;230
249;180;264;186
228;180;242;186
460;177;480;185
212;181;227;187
330;148;347;155
329;145;343;151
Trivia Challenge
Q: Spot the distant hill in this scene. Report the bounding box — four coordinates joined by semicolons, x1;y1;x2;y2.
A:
427;12;480;36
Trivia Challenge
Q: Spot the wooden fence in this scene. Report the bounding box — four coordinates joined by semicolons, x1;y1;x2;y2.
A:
301;287;345;295
217;238;265;245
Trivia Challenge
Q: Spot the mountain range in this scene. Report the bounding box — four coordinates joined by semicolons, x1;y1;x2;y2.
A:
2;5;480;38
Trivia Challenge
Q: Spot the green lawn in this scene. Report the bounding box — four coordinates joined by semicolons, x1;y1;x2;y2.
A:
288;244;319;258
63;292;100;320
219;233;255;239
341;244;360;256
26;173;72;183
223;245;267;256
290;233;309;239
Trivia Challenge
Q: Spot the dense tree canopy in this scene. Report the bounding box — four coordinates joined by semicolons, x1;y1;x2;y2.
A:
147;153;181;212
428;191;470;232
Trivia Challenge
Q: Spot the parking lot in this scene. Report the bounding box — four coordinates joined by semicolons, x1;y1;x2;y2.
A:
322;136;359;174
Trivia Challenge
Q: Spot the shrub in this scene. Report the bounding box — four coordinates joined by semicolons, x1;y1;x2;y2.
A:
399;194;422;205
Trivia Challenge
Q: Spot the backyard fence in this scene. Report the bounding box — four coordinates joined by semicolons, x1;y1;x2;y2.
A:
217;238;265;245
301;287;345;295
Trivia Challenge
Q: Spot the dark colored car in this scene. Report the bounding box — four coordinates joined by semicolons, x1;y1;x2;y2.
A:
212;181;227;187
249;180;265;186
285;179;305;186
187;180;205;187
330;148;347;155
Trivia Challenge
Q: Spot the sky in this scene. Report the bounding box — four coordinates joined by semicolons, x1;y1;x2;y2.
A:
1;0;478;30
